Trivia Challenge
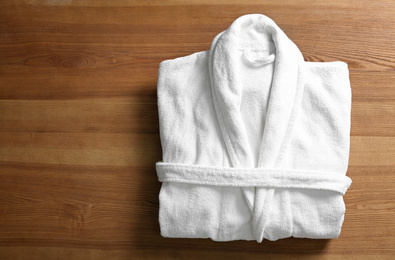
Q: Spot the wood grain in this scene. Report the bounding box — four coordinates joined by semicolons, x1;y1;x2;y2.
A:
0;0;394;259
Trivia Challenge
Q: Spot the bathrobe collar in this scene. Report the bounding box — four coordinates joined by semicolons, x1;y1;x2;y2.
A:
209;14;305;169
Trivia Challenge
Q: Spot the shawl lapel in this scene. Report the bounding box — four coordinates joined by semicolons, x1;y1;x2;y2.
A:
208;14;305;214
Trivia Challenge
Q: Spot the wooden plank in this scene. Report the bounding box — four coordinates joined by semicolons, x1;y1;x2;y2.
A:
1;98;393;137
0;98;160;134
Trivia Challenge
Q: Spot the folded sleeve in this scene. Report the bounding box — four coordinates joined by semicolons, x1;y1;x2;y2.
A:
285;61;352;174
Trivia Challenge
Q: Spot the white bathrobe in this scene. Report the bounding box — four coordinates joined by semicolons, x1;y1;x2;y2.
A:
156;14;352;242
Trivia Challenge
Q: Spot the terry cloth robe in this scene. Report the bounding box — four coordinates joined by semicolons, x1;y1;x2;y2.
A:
156;14;352;242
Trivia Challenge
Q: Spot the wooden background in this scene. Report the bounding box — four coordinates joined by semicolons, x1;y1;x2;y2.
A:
1;0;394;259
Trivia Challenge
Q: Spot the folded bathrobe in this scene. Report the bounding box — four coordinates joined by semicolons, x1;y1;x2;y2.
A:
156;14;352;242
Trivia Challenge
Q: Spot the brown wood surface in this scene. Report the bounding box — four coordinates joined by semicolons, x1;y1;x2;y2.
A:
0;0;394;259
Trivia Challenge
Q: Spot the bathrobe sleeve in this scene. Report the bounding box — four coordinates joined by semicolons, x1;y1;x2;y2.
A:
157;51;230;166
157;52;253;240
284;61;352;174
275;61;352;239
157;52;205;164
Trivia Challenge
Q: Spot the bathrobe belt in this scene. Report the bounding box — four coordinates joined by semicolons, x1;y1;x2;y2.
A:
156;162;352;195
